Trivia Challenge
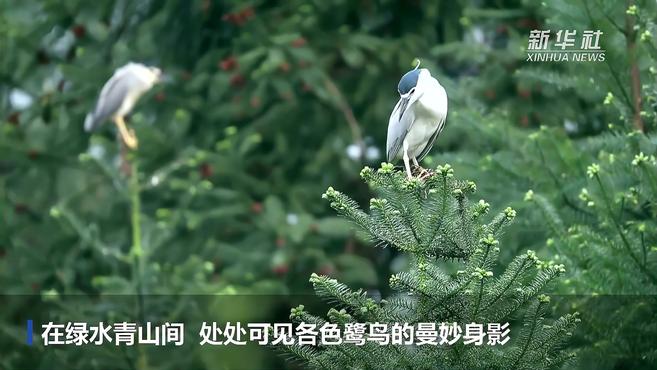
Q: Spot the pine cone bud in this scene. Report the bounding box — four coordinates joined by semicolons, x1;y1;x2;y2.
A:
436;164;454;177
360;166;373;180
504;207;516;220
586;163;600;178
480;234;499;247
378;162;394;174
290;305;305;320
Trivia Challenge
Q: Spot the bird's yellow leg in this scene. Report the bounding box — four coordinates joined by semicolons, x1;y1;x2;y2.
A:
114;116;138;149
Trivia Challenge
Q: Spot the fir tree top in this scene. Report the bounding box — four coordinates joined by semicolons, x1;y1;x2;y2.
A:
283;163;579;370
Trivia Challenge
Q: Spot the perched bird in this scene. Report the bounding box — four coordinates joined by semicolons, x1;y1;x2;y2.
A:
386;63;448;178
84;62;162;149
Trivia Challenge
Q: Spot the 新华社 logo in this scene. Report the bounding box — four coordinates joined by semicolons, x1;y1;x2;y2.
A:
526;30;605;62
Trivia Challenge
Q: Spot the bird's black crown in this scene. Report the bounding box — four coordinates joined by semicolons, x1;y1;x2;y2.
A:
397;69;420;94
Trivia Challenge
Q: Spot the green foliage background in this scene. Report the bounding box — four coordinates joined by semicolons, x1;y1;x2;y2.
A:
1;0;656;369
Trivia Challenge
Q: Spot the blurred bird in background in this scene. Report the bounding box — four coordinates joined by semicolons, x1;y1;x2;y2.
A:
84;62;162;149
387;62;448;178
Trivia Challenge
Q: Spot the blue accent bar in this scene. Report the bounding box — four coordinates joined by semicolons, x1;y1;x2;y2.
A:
26;320;33;345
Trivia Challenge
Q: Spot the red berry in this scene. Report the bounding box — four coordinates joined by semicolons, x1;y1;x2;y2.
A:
242;7;255;19
517;18;530;28
496;25;508;34
7;112;20;125
226;13;241;25
222;9;253;26
279;62;290;73
27;150;39;160
251;202;263;214
155;92;166;102
518;89;531;99
14;203;28;214
519;115;529;127
199;163;213;179
229;7;254;26
291;37;307;48
219;56;237;71
276;237;286;248
250;96;261;108
517;18;539;29
484;89;496;100
72;25;86;38
272;264;289;276
230;74;245;87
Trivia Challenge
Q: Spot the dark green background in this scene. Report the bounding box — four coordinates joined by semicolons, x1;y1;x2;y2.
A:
1;0;656;369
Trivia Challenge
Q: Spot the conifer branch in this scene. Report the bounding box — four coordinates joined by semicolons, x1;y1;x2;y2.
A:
593;172;657;284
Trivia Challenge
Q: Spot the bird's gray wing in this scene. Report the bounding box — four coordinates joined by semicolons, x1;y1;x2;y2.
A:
84;72;134;132
386;99;416;162
416;116;446;161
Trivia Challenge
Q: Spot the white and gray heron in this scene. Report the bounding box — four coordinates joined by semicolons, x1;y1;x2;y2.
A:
84;62;162;149
386;63;448;178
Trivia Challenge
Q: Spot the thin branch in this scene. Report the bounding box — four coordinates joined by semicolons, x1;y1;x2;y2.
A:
128;155;149;370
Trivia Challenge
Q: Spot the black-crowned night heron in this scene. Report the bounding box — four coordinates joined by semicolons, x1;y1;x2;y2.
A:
386;63;448;178
84;62;162;149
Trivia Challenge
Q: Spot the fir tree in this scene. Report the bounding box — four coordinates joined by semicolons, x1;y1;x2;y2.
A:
283;163;579;370
522;128;657;368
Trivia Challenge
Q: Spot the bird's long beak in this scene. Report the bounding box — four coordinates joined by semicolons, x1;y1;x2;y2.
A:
397;96;410;120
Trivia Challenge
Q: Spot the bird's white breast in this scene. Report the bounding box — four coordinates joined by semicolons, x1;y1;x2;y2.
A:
110;64;158;118
117;89;144;117
405;77;448;157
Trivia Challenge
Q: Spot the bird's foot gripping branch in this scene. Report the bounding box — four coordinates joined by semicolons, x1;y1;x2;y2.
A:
282;163;580;370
